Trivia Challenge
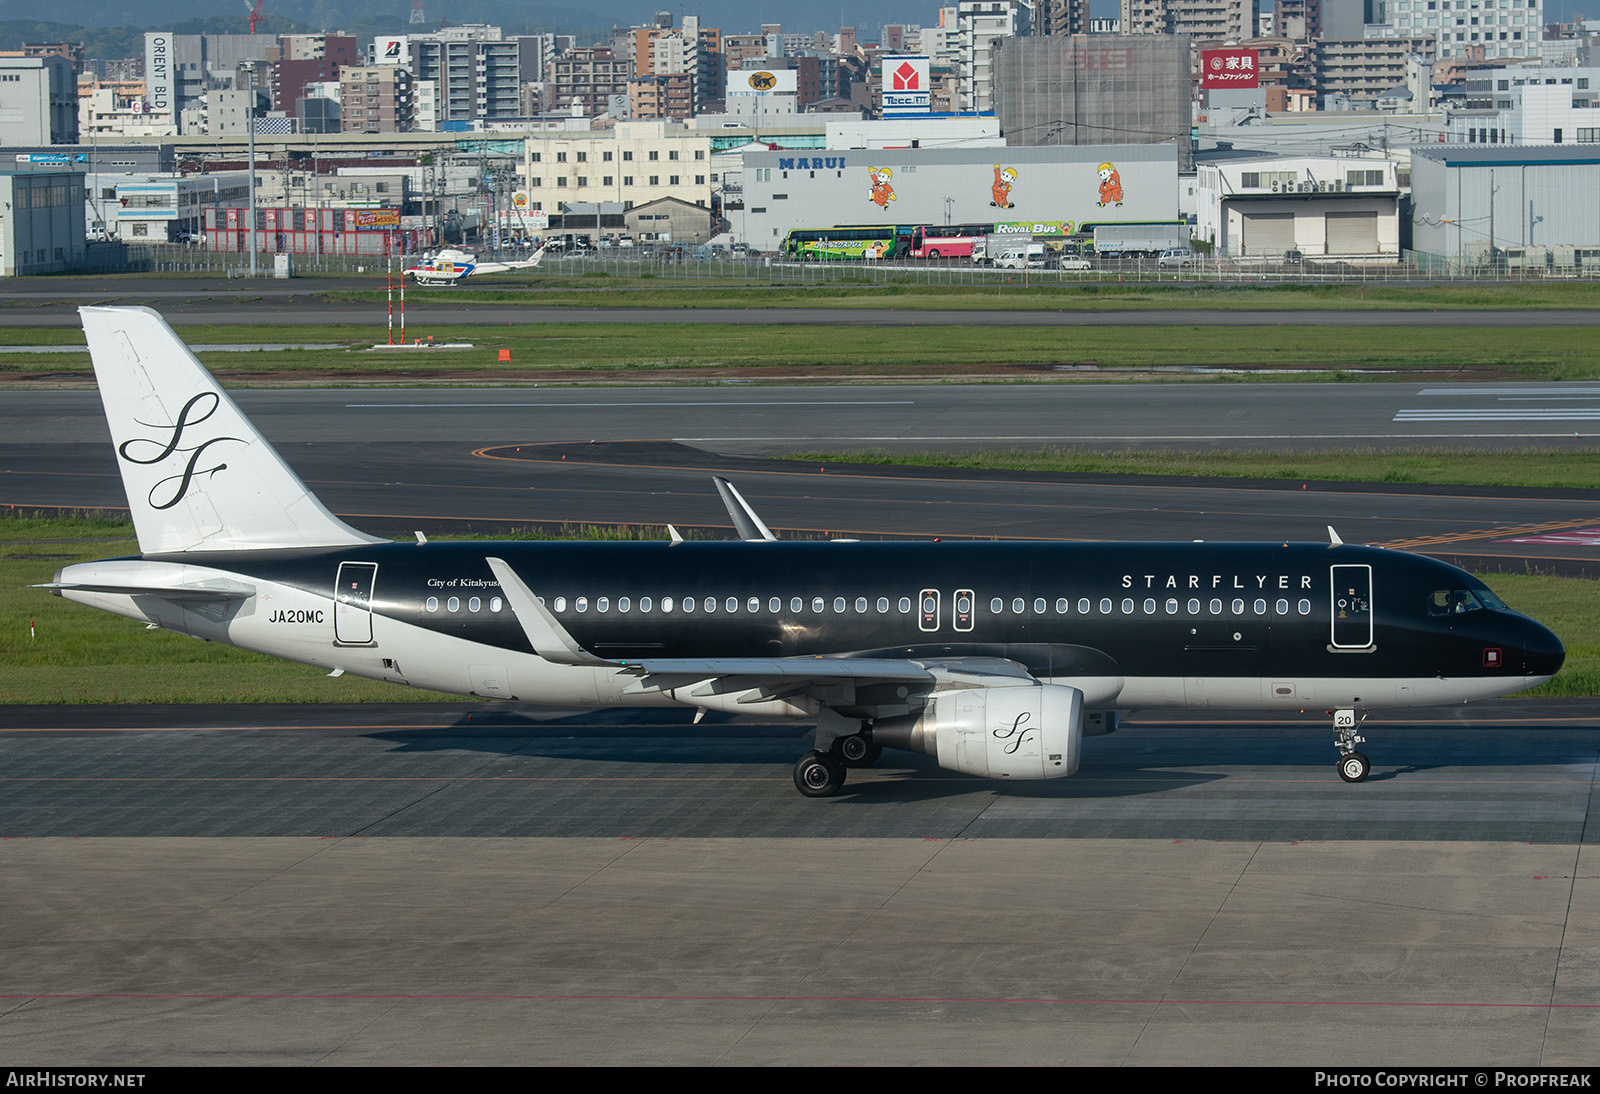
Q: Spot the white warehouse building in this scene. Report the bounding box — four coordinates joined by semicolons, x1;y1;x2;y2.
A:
1196;155;1403;260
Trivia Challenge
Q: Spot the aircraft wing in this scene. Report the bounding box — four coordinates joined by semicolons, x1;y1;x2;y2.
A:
484;556;939;699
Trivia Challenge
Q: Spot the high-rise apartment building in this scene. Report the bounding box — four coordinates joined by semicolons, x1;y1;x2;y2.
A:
549;47;633;117
1120;0;1258;41
1382;0;1541;59
340;65;413;132
956;1;1032;113
407;25;538;124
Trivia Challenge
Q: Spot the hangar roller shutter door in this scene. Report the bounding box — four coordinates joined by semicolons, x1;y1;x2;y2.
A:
1241;212;1295;255
1326;211;1378;256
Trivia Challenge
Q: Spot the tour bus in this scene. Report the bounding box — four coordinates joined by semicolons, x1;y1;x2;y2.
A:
782;226;911;261
906;224;990;260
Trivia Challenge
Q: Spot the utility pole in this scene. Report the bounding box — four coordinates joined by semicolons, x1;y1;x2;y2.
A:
247;64;258;277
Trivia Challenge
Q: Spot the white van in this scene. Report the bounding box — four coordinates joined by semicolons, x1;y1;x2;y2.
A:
992;243;1047;270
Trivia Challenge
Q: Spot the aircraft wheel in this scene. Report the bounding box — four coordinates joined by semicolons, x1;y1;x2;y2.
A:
794;750;846;797
833;734;882;767
1337;752;1371;783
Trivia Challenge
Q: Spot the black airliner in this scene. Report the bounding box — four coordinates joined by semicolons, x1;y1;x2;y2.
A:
45;307;1565;797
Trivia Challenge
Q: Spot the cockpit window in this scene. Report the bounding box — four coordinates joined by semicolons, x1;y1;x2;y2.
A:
1428;589;1498;616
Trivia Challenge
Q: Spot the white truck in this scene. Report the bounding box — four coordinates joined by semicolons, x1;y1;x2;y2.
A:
1092;224;1191;259
975;236;1046;268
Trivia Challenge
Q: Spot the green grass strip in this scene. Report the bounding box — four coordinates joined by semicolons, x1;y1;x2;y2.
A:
790;447;1600;490
4;323;1600;382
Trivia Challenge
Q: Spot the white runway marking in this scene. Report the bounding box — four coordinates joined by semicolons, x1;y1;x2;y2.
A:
347;401;917;408
1416;387;1600;395
1395;409;1600;420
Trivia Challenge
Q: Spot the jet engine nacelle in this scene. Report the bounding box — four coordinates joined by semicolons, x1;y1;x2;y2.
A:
878;684;1083;780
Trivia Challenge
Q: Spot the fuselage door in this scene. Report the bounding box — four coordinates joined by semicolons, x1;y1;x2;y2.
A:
1330;564;1373;650
919;588;941;632
953;589;975;632
334;561;378;645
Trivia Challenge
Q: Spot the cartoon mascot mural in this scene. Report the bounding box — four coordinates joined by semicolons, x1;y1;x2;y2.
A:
868;166;897;210
1096;161;1124;207
990;164;1017;209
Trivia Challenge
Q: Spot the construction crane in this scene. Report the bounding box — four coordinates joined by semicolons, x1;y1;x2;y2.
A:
243;0;263;34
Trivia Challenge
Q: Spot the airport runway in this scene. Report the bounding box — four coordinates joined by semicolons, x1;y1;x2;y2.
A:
1;700;1597;1065
6;384;1600;573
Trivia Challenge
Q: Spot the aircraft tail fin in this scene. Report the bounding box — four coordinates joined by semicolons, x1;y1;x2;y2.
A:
79;306;385;554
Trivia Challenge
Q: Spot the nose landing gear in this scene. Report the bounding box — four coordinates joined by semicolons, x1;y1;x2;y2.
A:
1331;708;1370;783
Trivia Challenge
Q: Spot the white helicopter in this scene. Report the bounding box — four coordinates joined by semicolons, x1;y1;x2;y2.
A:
405;244;546;286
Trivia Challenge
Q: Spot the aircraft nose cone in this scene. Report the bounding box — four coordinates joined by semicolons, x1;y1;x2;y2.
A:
1523;619;1565;678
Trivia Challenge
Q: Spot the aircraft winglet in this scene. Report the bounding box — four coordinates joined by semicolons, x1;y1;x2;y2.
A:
485;556;612;666
714;477;776;541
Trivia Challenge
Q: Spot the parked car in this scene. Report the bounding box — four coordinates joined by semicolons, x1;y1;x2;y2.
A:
1157;247;1196;268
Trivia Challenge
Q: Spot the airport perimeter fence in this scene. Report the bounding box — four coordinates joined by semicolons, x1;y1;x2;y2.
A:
84;243;1600;285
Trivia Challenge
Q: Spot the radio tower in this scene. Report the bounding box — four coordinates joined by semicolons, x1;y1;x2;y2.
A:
409;0;425;24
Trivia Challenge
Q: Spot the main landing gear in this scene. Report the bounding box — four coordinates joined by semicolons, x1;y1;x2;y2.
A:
1331;708;1371;783
792;721;880;797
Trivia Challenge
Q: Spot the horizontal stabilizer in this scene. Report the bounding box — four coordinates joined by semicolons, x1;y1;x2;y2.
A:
36;578;255;601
